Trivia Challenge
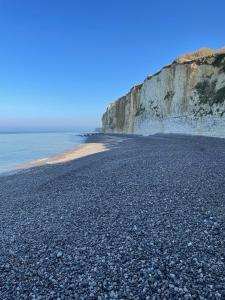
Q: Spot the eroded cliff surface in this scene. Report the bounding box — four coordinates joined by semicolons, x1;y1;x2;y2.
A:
102;48;225;137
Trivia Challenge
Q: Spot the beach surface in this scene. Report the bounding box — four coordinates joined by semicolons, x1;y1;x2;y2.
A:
0;133;225;299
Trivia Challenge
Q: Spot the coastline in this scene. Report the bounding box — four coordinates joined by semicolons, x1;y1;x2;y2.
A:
14;133;126;174
1;132;223;178
0;131;86;177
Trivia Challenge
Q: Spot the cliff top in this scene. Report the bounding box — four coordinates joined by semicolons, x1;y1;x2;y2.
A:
145;47;225;80
105;47;225;110
174;47;225;63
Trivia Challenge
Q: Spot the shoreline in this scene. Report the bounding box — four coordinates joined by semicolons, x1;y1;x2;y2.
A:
0;131;87;177
1;133;126;176
17;136;109;170
2;132;222;178
20;133;128;169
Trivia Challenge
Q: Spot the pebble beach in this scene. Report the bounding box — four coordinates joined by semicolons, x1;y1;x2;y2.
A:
0;133;225;299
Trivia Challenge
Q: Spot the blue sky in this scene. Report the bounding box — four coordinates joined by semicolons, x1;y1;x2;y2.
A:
0;0;224;131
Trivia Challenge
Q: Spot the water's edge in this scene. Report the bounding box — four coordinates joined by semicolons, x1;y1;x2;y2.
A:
0;133;90;177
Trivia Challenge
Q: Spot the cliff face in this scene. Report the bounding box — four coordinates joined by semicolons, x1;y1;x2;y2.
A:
102;49;225;137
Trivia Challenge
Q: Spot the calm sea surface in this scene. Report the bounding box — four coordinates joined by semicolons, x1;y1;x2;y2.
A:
0;132;86;174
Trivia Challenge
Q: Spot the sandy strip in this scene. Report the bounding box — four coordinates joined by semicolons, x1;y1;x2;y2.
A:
16;134;127;171
47;142;109;164
17;142;109;170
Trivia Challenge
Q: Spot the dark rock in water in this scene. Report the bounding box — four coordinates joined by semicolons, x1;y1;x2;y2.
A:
94;127;102;133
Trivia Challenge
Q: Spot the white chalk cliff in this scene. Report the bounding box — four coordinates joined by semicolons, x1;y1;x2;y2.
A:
102;48;225;137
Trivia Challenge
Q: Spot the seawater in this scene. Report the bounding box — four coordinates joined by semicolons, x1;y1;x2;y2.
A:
0;131;86;174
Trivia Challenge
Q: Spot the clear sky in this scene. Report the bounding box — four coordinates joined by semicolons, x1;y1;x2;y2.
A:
0;0;224;131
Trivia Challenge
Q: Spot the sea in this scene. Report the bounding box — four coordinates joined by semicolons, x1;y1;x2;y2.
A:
0;131;87;174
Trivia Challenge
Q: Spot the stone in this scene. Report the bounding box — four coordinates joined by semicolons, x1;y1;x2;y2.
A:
57;251;63;258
